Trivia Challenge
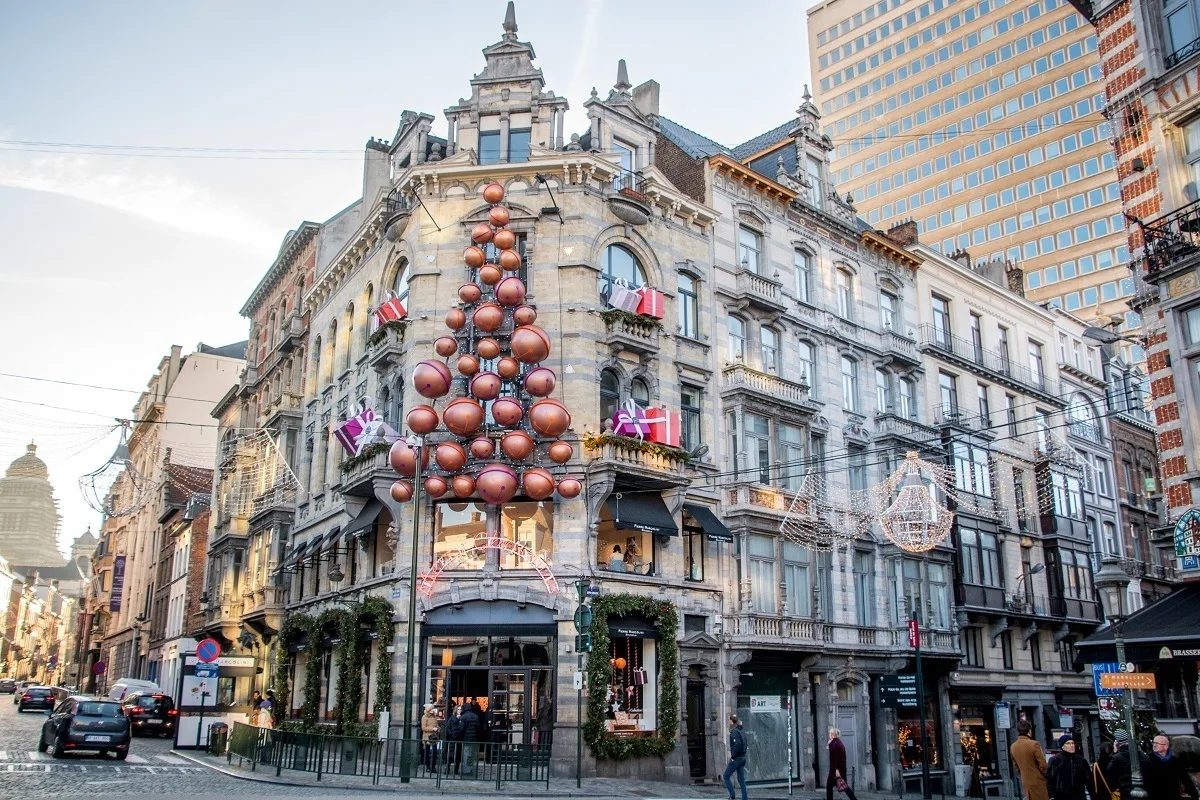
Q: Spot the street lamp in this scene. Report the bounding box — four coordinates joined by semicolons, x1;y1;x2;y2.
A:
1082;326;1143;346
1011;563;1045;604
1092;556;1148;800
131;613;148;680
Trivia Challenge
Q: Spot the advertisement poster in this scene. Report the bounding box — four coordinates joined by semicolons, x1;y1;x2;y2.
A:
109;555;126;612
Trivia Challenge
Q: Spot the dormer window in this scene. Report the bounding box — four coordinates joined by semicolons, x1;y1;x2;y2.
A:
806;156;824;209
479;128;531;165
614;139;637;188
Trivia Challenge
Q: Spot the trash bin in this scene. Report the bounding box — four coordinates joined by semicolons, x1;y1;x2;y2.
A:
208;722;229;756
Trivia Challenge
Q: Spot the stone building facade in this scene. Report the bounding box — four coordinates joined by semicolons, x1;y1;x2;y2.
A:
0;444;64;568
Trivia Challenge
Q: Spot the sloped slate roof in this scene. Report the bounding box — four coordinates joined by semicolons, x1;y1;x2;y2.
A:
658;117;730;159
199;340;248;360
731;119;794;160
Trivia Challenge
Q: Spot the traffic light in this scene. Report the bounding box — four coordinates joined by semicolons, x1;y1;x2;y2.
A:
574;633;592;652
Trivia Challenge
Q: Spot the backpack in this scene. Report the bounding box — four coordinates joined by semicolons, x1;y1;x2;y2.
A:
1093;761;1119;800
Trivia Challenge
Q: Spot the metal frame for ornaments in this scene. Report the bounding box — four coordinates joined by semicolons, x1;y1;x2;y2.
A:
779;472;869;552
78;421;156;517
419;533;560;597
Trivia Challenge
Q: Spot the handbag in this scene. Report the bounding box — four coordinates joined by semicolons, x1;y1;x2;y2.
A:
836;777;849;792
1093;762;1119;800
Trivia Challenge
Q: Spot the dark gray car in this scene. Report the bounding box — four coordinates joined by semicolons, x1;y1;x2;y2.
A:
39;696;131;759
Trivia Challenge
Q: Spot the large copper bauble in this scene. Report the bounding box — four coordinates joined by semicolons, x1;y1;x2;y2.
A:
472;303;505;333
478;265;502;286
492;228;516;251
464;246;486;268
446;308;467;331
522;468;556;501
452;474;476;499
470;371;503;401
413;360;453;398
469;437;495;460
389;441;427;477
390;480;413;503
498;249;522;271
490;397;524;428
510;325;551;364
406;405;440;436
442;398;484;437
500;430;536;461
482;182;505;204
434;336;458;358
476;463;519;505
495;276;527;307
489;206;511;228
496;357;521;380
548;441;574;464
529;398;571;438
424;475;449;498
435;442;468;472
470;222;494;245
556;477;582;499
512;304;537;326
457;354;480;376
459;283;482;304
523;366;556;397
477;338;501;360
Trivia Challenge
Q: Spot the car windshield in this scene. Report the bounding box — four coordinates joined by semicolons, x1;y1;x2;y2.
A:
78;702;122;717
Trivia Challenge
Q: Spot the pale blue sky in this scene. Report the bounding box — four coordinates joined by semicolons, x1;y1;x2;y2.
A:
0;0;816;550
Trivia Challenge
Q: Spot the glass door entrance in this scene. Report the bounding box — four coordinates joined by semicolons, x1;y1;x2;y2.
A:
491;672;527;744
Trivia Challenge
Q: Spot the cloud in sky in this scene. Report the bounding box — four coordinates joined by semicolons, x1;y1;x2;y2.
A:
0;151;280;252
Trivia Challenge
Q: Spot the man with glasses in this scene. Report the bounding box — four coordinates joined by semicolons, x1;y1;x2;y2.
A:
1144;734;1198;800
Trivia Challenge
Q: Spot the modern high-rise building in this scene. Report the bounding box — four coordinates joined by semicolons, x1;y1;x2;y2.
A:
807;0;1140;345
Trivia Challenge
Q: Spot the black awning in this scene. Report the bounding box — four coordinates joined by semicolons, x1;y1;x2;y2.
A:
608;492;677;537
684;503;733;543
608;616;660;640
344;499;383;539
1075;585;1200;664
321;526;343;547
288;540;310;564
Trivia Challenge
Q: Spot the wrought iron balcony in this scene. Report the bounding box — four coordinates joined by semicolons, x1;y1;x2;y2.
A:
1004;592;1050;617
932;404;994;436
1143;198;1200;278
1117;556;1178;582
1165;34;1200;69
607;171;651;225
918;324;1061;402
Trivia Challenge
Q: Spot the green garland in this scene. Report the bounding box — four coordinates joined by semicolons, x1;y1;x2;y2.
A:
339;441;391;474
582;432;690;462
600;308;664;333
367;319;407;348
583;594;679;760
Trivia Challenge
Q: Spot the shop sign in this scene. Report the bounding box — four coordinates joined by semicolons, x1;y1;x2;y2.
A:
1159;646;1200;658
1173;509;1200;557
749;696;781;713
1058;708;1073;728
1182;555;1199;571
994;701;1011;729
879;674;919;708
109;555;126;612
1092;663;1120;697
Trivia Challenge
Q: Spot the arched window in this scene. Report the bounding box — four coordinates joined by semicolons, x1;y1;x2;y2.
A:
677;272;698;338
600;245;647;301
1069;394;1099;441
797;340;816;389
840;356;858;412
345;304;355;370
600;369;621;423
311;337;322;389
328;321;338;382
631;378;650;406
392;260;410;307
363;284;374;346
268;313;278;348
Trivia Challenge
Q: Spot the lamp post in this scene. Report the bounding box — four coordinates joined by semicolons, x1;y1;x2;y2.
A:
131;613;147;680
399;435;424;783
1092;556;1147;800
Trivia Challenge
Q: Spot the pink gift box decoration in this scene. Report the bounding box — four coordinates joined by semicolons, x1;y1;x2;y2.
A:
374;290;407;327
610;400;652;438
333;400;377;455
607;282;641;313
635;287;665;319
645;406;681;448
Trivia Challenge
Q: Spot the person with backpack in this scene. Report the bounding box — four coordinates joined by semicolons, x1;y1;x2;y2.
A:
1045;734;1091;800
723;713;748;800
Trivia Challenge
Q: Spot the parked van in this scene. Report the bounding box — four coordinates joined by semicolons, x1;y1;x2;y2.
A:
106;678;161;701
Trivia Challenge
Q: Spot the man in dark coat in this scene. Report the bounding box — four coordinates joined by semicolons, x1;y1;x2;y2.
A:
1145;734;1199;800
1045;734;1091;800
723;714;748;800
1108;729;1136;800
458;703;481;776
827;728;860;800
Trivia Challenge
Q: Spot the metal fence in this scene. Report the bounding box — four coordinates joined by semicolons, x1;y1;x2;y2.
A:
226;722;552;788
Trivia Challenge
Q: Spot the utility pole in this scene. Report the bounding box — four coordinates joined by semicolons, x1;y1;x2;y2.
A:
399;436;424;783
572;580;593;790
911;611;932;800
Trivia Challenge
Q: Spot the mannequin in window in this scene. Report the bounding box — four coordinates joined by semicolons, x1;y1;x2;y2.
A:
608;545;625;572
623;537;644;574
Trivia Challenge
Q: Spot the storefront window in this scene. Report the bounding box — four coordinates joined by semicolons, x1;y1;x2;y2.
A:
596;506;654;576
898;697;941;770
499;502;553;568
603;626;657;735
433;502;488;570
956;704;1000;788
684;524;704;581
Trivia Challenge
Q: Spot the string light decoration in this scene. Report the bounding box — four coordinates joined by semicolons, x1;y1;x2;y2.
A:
214;430;301;518
872;451;956;553
78;421;155;517
780;472;869;552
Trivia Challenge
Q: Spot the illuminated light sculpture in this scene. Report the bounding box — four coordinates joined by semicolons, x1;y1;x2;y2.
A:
780;471;866;553
872;451;958;553
420;534;559;598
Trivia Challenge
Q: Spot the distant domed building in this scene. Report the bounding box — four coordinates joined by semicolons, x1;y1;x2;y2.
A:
0;443;65;567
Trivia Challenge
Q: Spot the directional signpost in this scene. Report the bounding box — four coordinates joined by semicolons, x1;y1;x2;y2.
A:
879;674;919;708
1100;672;1157;690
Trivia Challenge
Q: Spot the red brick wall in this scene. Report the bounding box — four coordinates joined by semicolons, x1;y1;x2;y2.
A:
654;133;707;204
185;509;210;638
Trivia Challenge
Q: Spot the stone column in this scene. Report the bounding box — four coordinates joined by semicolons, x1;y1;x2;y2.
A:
499;112;511;163
416;125;428;165
555;107;565;149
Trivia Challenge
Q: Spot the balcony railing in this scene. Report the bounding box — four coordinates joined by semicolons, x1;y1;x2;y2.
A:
874;413;938;444
1143;198;1200;277
729;614;825;642
731;269;786;311
1117;557;1177;582
1068;421;1103;444
589;437;689;475
918;324;1060;400
721;363;812;407
601;310;660;355
932;404;994;434
1004;592;1050;616
1048;595;1101;621
1165;34;1200;69
881;329;920;363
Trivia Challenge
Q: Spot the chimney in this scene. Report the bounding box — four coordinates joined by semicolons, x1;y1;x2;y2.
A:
949;249;972;268
633;79;660;120
1005;259;1025;297
885;219;919;246
362;139;391;210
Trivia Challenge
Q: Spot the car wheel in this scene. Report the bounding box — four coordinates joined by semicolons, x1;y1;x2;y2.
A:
36;733;47;753
114;749;127;761
51;737;65;759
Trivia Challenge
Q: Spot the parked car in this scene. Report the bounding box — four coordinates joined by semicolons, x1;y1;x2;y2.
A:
106;678;161;702
0;678;15;694
18;686;56;712
39;696;130;759
120;691;176;736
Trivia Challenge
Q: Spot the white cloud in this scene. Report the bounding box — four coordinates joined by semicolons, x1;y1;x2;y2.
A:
0;151;280;252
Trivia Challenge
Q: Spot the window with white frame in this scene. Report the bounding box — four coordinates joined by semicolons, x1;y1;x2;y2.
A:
1028;341;1045;387
807;156;824;209
760;327;779;371
1185;119;1200;200
779;423;806;492
739;226;762;273
795;250;812;303
876;368;891;413
729;317;746;360
798;341;816;388
677;272;698;339
784;541;811;616
900;378;918;420
837;269;855;319
745;413;772;485
881;291;898;331
1102;520;1120;555
748;534;777;613
841;356;859;411
1094;456;1112;497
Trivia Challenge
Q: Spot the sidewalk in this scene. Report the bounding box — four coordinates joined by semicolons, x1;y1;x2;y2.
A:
174;747;934;799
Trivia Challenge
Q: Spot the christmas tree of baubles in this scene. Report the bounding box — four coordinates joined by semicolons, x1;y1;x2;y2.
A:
389;182;582;517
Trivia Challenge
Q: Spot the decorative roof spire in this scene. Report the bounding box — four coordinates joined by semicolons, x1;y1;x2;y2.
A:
502;1;518;40
615;58;631;92
803;83;812;102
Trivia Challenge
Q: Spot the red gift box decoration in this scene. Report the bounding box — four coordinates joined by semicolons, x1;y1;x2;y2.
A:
636;287;665;319
646;406;681;448
374;290;407;327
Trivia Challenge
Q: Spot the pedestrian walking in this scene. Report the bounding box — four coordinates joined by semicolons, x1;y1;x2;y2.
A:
250;690;263;726
1045;734;1090;800
1010;719;1049;800
827;728;860;800
445;704;464;773
421;703;440;771
1145;734;1199;800
722;713;748;800
1092;741;1118;800
1108;729;1137;800
259;689;275;729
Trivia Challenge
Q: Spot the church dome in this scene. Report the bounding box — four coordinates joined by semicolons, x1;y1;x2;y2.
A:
6;443;48;479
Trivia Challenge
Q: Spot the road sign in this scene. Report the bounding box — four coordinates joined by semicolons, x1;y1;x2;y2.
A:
194;663;219;678
907;618;920;649
1100;672;1157;690
93;660;106;676
574;633;592;652
1182;554;1199;571
585;583;601;598
1093;662;1120;697
879;674;919;708
196;638;222;663
1098;697;1120;721
572;606;593;633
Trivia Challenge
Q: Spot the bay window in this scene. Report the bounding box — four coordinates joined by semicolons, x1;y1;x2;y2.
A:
784;541;811;616
748;535;777;613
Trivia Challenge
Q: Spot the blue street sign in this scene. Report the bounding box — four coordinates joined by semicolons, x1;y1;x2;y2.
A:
196;638;221;663
194;664;219;679
1093;662;1120;697
1182;554;1199;571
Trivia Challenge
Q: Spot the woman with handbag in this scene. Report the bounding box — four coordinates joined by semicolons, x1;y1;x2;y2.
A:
1092;741;1119;800
827;728;859;800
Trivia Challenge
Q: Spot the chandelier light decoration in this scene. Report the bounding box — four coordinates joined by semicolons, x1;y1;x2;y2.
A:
78;420;155;517
388;183;579;593
780;472;869;552
873;451;957;553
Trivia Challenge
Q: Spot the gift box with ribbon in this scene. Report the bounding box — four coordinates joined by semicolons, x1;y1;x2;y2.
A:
610;400;652;438
374;290;407;328
635;287;665;319
607;282;641;313
645;406;681;448
333;399;377;455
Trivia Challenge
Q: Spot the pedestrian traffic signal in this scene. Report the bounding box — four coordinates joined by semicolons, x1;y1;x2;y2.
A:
574;633;592;652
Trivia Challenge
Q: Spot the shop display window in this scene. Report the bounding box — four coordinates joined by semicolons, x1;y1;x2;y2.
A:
433;502;487;569
897;698;941;770
596;507;655;575
602;632;657;736
499;501;553;568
